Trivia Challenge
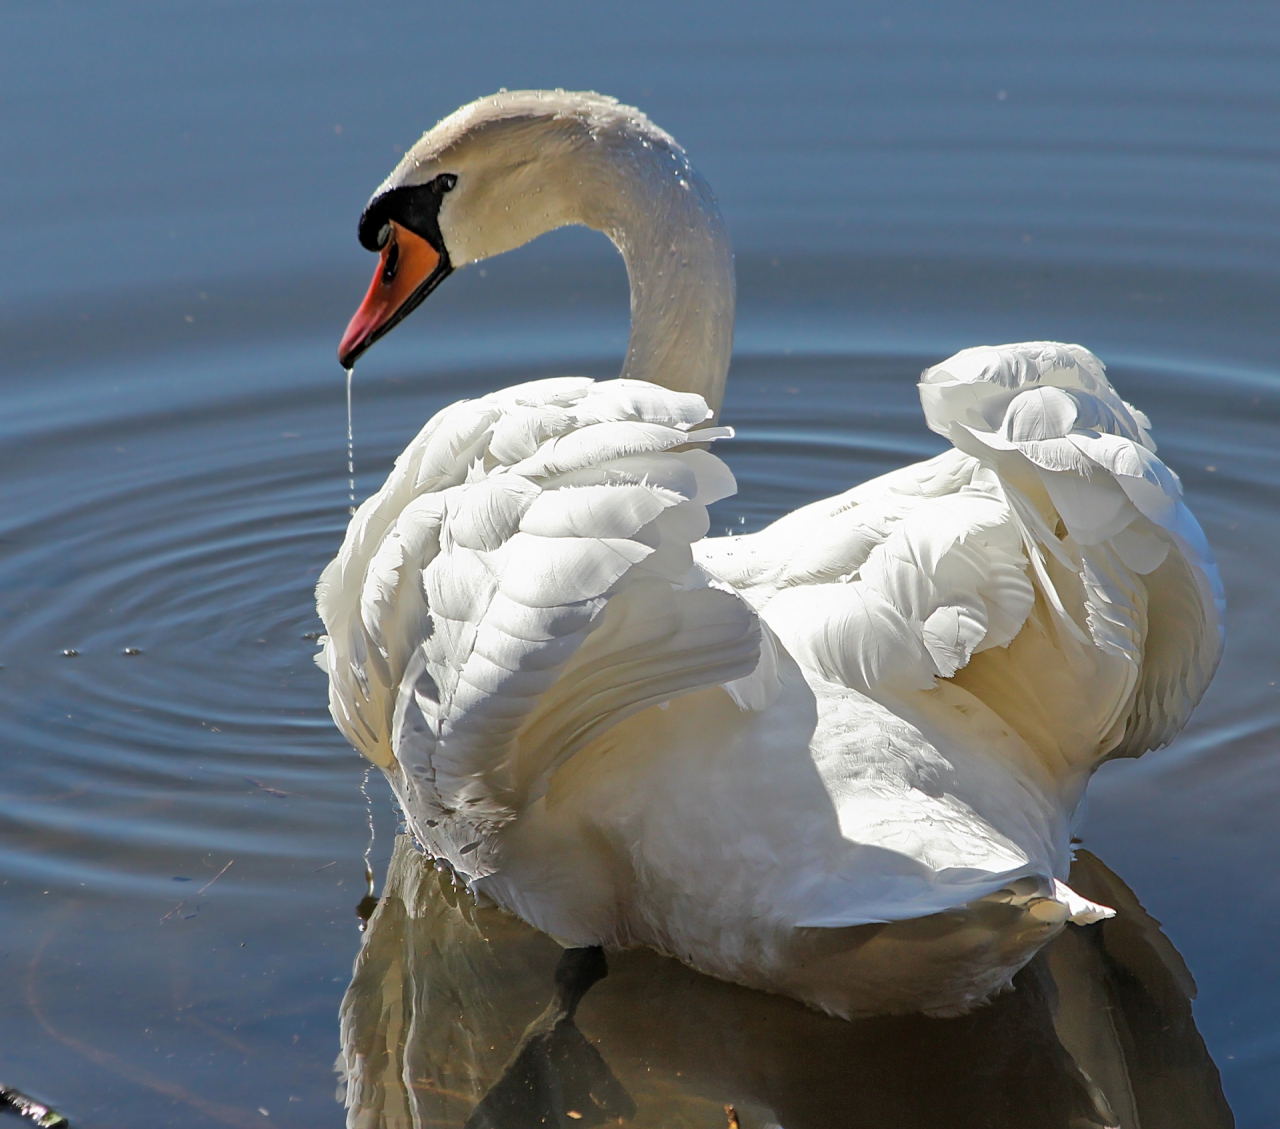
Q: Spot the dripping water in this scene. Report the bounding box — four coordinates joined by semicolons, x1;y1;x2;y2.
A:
354;764;378;930
344;376;376;930
345;366;355;516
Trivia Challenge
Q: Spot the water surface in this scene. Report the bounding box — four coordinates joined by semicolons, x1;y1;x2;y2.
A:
1;3;1277;1126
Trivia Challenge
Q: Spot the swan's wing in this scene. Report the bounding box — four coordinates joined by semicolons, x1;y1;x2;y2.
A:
700;342;1222;771
696;450;1038;693
918;342;1224;762
317;378;763;875
695;344;1221;929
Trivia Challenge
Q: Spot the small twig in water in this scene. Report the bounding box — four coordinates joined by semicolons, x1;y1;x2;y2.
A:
196;859;234;896
161;859;233;922
244;777;301;799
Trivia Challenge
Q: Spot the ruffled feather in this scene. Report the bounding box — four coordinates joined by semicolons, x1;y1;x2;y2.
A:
318;378;765;875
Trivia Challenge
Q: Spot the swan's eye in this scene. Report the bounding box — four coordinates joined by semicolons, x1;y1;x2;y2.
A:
376;222;391;249
382;238;400;283
437;173;458;192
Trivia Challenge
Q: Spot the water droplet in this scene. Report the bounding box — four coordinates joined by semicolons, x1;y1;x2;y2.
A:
345;367;356;516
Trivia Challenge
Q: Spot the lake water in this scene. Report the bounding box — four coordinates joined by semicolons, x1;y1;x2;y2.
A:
2;4;1278;1127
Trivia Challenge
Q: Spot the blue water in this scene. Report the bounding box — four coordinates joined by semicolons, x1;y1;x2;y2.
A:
1;3;1277;1126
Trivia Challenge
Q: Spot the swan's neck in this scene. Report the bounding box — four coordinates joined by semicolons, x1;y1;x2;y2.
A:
421;97;735;413
548;130;735;416
602;158;734;416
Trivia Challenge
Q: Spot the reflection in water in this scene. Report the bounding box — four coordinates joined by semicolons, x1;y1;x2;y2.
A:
463;947;635;1129
338;837;1233;1129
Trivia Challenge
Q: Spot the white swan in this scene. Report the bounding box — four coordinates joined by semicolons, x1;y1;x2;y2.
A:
318;90;1223;1017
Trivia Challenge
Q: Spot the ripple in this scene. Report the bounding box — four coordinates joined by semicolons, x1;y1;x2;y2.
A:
1;347;1277;896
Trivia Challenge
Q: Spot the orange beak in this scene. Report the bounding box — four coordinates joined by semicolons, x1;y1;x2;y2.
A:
338;221;448;367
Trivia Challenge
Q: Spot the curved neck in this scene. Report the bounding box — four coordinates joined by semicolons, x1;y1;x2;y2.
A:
394;95;736;413
555;132;735;417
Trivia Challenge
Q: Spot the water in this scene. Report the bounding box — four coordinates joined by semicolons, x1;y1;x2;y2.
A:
346;368;356;518
1;3;1278;1126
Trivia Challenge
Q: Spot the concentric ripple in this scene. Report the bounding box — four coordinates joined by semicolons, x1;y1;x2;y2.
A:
0;337;1276;1128
2;349;1278;897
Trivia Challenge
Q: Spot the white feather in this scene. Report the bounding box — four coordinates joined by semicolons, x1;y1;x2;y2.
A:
320;95;1223;1016
320;252;1220;1018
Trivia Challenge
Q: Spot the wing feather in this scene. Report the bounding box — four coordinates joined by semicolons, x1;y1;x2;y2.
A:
318;377;765;875
696;341;1222;792
920;342;1223;762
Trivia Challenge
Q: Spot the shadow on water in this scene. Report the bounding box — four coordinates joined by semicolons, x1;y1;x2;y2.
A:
338;837;1233;1129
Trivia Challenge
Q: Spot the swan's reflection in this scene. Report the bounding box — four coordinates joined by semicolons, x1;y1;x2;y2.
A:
337;837;1232;1129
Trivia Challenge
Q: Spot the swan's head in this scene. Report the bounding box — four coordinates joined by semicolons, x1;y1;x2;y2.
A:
338;90;679;367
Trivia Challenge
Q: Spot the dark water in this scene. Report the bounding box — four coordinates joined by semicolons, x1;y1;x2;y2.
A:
2;3;1278;1126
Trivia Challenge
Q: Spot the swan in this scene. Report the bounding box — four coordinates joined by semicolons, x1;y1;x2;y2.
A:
318;90;1223;1018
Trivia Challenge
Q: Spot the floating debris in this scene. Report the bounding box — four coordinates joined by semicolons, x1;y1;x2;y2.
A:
60;649;78;658
198;860;235;894
245;777;291;799
161;859;233;923
0;1082;70;1128
122;647;142;656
